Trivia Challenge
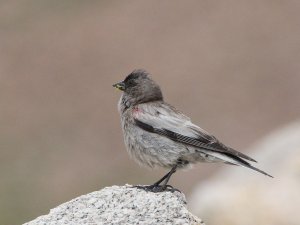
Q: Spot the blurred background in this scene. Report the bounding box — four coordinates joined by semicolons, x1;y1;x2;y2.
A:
1;1;299;224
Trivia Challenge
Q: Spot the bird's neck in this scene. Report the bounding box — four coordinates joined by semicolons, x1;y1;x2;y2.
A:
118;93;163;114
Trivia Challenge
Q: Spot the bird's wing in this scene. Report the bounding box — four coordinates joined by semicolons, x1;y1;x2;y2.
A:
133;102;257;163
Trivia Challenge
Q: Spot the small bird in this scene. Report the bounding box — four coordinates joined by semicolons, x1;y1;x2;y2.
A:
113;69;272;191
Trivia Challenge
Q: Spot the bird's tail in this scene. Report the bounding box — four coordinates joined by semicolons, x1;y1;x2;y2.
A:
240;161;273;178
204;151;273;178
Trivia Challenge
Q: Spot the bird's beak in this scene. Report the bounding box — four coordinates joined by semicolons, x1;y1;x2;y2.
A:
112;81;125;91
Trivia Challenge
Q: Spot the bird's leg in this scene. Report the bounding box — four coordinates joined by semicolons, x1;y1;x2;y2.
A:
158;165;177;189
151;168;175;187
133;165;179;192
147;165;178;192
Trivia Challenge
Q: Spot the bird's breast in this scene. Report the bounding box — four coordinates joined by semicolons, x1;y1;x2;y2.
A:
120;113;188;169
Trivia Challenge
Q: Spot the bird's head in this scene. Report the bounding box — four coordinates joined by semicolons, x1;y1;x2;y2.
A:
113;69;163;105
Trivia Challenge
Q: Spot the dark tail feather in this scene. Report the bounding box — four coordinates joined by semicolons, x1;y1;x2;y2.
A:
224;152;273;178
226;146;257;163
242;163;273;178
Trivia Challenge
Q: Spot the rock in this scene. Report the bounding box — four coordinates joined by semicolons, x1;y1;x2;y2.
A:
24;185;204;225
189;121;300;225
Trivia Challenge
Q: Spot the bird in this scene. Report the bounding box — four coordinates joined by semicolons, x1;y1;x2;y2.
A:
113;69;272;192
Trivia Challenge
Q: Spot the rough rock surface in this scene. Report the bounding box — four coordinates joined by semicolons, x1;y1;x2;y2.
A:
24;185;204;225
189;121;300;225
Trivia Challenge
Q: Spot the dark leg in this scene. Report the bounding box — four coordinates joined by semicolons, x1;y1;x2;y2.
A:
133;165;179;192
145;165;178;192
151;167;176;187
157;165;177;187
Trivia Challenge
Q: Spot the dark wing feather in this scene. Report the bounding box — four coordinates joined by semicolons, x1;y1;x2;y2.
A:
133;102;273;177
135;119;272;177
134;118;256;162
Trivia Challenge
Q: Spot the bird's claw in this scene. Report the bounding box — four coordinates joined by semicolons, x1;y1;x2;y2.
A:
164;185;181;193
132;184;181;193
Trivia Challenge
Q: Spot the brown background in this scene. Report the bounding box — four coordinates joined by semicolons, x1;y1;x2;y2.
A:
1;1;299;224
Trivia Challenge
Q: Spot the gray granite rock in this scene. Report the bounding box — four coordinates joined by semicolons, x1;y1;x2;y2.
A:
25;185;204;225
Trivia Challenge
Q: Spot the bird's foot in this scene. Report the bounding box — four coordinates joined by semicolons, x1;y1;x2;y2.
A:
133;184;181;193
133;184;165;192
164;185;181;193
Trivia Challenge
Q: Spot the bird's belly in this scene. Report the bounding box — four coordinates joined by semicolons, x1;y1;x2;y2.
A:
122;124;186;168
